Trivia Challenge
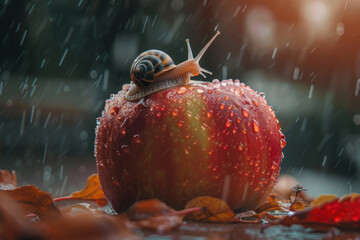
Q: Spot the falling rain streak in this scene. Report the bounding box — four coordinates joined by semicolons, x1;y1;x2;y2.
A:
20;30;27;46
58;48;68;66
308;84;314;99
356;78;360;96
42;143;48;164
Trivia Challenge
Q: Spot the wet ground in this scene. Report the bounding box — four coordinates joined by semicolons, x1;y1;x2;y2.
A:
142;223;360;240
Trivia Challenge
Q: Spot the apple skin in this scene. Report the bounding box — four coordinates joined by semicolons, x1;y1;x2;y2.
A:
95;79;285;212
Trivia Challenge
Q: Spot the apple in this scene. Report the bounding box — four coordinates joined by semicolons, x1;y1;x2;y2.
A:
95;79;285;212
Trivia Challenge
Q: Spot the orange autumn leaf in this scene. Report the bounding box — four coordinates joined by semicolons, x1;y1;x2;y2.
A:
126;199;176;221
55;174;107;207
0;185;61;221
126;199;202;234
279;194;360;230
184;196;235;223
311;194;338;207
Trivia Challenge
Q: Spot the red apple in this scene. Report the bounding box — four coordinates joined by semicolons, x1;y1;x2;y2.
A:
95;79;285;212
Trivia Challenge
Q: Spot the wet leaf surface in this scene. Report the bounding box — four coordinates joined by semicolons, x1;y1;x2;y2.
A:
0;185;61;221
54;174;107;207
279;194;360;230
184;196;235;223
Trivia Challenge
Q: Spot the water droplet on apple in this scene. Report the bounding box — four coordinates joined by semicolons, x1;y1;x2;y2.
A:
133;134;142;144
110;106;119;115
220;104;225;110
242;108;249;118
238;144;243;151
271;161;278;170
172;109;179;117
178;121;184;127
280;134;286;149
207;110;213;118
177;87;187;95
121;145;130;154
225;119;232;128
252;120;260;133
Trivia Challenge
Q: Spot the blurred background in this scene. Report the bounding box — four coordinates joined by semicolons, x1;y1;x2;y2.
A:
0;0;359;196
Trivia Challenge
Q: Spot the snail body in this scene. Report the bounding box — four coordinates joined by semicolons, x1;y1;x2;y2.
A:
125;31;220;101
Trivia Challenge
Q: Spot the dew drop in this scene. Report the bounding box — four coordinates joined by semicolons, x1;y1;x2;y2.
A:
252;120;260;133
177;87;187;95
172;109;179;117
271;161;278;170
110;106;119;115
280;134;286;149
121;145;130;154
242;108;249;118
225;119;232;128
133;134;142;144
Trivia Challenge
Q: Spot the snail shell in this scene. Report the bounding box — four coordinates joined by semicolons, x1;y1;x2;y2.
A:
125;31;220;101
130;50;175;88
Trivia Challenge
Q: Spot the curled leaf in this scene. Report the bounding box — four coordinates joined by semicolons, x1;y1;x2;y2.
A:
126;199;175;221
0;185;61;221
279;194;360;230
184;196;235;223
54;174;107;207
311;194;338;207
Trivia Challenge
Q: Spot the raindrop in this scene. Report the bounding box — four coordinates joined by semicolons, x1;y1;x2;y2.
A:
121;145;130;154
242;108;249;118
172;109;179;117
177;87;187;95
225;119;232;128
133;134;142;144
252;120;259;133
110;106;119;115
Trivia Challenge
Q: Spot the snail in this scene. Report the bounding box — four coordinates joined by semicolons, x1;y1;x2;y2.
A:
125;31;220;101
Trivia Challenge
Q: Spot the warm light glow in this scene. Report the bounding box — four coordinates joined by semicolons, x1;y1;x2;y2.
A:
302;1;331;31
245;6;275;49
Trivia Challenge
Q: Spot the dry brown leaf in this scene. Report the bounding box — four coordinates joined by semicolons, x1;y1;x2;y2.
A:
54;174;107;207
256;195;284;213
184;196;235;223
311;194;338;207
48;213;139;240
289;200;309;211
0;185;61;221
126;199;176;221
0;193;43;240
0;169;17;188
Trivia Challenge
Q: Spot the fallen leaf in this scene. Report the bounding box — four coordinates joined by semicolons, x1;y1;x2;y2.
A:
126;199;202;234
54;174;107;207
279;194;360;230
311;194;338;207
126;199;176;221
61;203;104;216
256;195;285;213
0;193;43;240
289;200;309;211
48;213;139;240
0;169;17;188
184;196;235;223
0;185;61;221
